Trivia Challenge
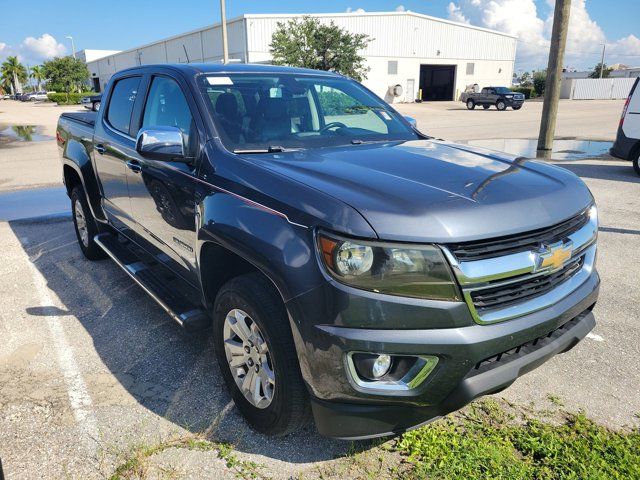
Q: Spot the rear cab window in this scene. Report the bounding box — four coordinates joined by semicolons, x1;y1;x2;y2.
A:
106;76;141;135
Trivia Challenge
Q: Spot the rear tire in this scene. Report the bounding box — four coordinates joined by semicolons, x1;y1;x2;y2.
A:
633;154;640;176
496;100;507;111
71;185;105;260
213;272;311;436
466;99;475;110
92;101;101;112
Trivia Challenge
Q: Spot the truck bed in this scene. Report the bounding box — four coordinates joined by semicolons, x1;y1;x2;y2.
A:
60;111;96;127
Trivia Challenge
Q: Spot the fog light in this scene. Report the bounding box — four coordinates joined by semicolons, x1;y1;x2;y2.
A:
352;353;393;380
372;354;392;378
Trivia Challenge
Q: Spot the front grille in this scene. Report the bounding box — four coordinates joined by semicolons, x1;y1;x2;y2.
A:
468;311;587;377
447;209;590;261
470;256;584;313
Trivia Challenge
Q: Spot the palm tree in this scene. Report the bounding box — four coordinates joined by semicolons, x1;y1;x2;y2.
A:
1;56;27;95
30;65;45;91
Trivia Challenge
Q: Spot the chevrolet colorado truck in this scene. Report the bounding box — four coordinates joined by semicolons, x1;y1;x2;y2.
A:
57;64;599;439
465;86;525;111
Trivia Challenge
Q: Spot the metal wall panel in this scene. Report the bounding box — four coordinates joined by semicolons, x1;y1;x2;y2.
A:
246;13;516;61
572;78;636;100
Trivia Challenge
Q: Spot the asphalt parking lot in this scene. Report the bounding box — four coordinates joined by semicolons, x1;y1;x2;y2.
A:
0;99;639;479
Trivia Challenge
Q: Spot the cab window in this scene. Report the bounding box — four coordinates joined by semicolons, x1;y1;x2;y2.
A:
142;76;196;154
106;76;141;135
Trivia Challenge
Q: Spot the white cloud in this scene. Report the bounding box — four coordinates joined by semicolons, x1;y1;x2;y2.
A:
0;33;67;65
21;34;66;61
447;0;640;71
395;5;406;12
346;7;365;13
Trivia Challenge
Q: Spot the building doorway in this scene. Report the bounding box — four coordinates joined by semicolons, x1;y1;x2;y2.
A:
92;77;101;93
419;65;456;101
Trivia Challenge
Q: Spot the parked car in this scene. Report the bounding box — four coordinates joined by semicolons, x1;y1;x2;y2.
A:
56;64;599;439
81;94;101;111
24;91;49;102
465;86;525;111
1;93;11;100
610;77;640;175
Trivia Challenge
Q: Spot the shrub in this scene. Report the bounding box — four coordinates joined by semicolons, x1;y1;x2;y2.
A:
510;87;535;99
533;71;547;97
48;91;96;105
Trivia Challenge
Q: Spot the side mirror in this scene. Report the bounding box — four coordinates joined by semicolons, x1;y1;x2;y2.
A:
404;116;417;128
135;126;186;161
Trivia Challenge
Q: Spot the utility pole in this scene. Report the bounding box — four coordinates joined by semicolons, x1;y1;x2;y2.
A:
220;0;229;64
537;0;571;153
599;44;606;78
66;35;76;59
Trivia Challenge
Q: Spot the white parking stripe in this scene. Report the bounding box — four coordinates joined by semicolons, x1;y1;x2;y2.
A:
24;256;99;447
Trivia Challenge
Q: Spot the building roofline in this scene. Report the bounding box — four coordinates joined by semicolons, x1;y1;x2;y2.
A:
87;10;517;65
241;11;518;39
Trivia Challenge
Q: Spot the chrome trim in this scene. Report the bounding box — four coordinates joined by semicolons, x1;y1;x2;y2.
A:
442;212;598;324
442;213;597;286
345;352;438;395
464;245;596;324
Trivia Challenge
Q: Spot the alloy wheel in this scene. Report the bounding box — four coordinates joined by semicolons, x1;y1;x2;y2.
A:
74;199;89;247
223;308;275;409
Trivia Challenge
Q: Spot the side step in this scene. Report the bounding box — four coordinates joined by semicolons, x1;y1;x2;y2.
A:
94;232;210;332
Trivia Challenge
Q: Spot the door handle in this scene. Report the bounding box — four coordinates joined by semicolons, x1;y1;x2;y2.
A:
95;144;106;154
126;159;142;173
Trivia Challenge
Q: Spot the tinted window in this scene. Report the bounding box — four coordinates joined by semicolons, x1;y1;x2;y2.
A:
106;76;140;135
142;76;195;152
200;74;418;152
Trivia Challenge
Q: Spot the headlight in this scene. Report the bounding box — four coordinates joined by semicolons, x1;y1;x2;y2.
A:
318;233;461;300
589;204;598;225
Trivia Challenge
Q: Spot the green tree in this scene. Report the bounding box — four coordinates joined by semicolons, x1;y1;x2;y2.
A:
30;65;45;91
270;16;372;81
533;70;546;96
1;56;27;95
519;71;532;87
42;56;89;101
589;62;612;79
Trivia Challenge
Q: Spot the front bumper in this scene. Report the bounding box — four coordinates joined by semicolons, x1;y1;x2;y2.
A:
286;267;599;439
311;309;595;439
505;97;524;107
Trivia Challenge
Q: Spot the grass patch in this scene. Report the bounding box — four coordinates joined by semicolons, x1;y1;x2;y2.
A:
108;435;265;479
395;399;640;480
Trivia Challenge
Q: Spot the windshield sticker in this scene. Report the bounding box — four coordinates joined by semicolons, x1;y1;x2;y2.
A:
207;76;234;86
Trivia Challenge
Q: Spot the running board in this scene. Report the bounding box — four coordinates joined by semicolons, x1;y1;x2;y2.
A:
94;233;210;332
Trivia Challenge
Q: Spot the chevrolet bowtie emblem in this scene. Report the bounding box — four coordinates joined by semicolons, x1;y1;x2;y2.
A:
534;241;574;272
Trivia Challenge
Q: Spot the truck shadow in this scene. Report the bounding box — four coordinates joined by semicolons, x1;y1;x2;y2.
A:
10;217;354;464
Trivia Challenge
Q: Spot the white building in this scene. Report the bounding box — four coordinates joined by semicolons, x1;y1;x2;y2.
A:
86;11;517;103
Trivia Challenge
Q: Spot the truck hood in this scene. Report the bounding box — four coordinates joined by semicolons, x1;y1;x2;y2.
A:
244;139;593;243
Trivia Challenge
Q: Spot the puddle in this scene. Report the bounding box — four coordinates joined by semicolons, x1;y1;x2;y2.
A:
0;187;69;221
463;138;612;160
0;125;53;143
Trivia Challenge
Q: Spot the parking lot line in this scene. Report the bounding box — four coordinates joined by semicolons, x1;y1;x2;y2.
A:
22;248;99;448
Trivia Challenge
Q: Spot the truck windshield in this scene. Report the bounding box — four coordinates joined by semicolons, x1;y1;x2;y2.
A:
200;73;419;152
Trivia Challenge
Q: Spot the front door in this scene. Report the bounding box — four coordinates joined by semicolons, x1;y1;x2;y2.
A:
92;75;142;234
125;74;201;283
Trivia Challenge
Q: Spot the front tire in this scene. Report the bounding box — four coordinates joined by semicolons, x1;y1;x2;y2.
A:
496;100;507;111
213;273;311;436
513;105;522;110
633;154;640;176
92;101;101;112
466;99;475;110
71;185;105;260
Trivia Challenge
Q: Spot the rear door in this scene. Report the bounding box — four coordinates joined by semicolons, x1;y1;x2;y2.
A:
125;72;203;283
92;74;143;234
623;78;640;141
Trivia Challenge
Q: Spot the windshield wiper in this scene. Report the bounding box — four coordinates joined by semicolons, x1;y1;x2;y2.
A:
233;145;296;154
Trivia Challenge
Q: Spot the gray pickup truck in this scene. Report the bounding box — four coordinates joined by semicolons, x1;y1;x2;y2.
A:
465;86;525;111
56;63;598;439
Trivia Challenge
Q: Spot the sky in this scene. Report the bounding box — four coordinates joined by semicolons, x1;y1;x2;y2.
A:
1;0;638;72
